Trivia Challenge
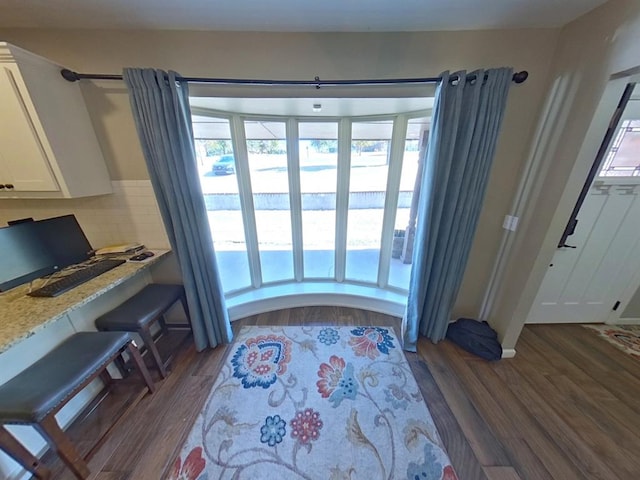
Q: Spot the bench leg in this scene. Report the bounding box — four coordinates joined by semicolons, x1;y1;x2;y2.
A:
179;290;191;321
140;328;168;378
158;315;169;336
127;340;156;393
0;426;51;479
35;416;89;480
114;354;132;378
100;369;113;387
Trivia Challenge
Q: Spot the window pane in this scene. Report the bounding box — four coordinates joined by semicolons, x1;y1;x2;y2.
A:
245;120;293;283
346;120;393;282
299;122;338;278
193;115;251;292
389;116;428;289
599;119;640;177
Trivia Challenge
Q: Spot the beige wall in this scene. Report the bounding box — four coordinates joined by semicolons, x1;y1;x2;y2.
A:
0;28;559;325
492;0;640;347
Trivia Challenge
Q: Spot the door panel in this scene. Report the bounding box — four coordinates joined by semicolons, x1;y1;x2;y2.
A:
528;183;640;323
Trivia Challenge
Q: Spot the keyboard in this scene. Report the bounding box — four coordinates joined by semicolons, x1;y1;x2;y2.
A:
28;259;126;298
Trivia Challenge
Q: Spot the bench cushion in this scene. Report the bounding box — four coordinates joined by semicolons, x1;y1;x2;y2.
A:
0;331;131;423
95;284;184;331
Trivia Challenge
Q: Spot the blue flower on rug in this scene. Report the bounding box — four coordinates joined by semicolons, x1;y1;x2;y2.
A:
349;327;395;359
318;327;340;345
260;415;286;447
231;334;292;389
406;443;443;480
384;384;410;410
317;355;359;407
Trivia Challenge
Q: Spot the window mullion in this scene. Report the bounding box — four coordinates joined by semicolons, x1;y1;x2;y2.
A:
287;118;304;282
335;118;352;283
230;115;262;288
378;114;408;288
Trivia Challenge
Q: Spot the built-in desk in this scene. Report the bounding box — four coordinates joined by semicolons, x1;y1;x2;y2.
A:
0;250;171;355
0;249;174;480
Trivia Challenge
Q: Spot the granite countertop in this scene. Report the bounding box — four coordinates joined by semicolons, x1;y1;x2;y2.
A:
0;250;171;355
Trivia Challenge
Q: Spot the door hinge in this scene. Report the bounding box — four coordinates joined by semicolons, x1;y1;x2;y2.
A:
613;301;621;311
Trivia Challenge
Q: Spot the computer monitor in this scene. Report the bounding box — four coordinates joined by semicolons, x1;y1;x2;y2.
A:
7;217;34;226
0;214;93;292
0;222;58;292
36;215;93;269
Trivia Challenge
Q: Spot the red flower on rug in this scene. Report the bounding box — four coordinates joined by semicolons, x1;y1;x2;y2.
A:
290;408;323;444
348;327;395;359
317;355;359;406
168;446;205;480
602;329;640;354
317;355;346;398
442;464;459;480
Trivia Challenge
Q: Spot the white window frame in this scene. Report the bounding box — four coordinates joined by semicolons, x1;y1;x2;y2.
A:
192;107;429;302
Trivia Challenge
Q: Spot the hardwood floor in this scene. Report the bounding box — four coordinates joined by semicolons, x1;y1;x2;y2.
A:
37;309;640;480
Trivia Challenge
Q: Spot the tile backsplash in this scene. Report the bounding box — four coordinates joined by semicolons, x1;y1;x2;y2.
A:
0;181;170;250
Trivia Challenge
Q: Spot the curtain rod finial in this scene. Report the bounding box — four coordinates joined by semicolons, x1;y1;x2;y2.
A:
60;69;80;82
513;71;528;84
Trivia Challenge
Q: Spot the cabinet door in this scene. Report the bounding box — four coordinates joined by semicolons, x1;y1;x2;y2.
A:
0;65;59;191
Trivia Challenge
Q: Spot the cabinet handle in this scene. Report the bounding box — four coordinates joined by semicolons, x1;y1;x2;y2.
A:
5;184;14;189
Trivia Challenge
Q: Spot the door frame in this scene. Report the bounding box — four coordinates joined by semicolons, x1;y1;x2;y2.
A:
480;67;640;351
521;73;640;326
607;267;640;324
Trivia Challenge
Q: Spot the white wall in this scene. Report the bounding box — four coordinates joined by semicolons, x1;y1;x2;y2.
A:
0;181;169;250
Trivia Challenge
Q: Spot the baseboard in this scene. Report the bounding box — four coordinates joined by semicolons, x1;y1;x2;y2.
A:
606;318;640;325
501;348;517;359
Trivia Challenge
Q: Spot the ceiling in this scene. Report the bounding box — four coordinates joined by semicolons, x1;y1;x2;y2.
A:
0;0;607;31
190;97;434;117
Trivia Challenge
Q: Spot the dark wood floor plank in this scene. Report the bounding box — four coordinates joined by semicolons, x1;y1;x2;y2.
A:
560;324;640;376
483;465;524;480
438;342;577;480
486;358;621;479
100;340;203;472
518;329;640;438
407;352;490;480
416;341;511;468
531;325;640;415
546;374;640;473
128;374;216;480
93;472;129;480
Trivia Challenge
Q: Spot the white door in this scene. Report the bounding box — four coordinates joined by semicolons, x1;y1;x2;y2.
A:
527;87;640;324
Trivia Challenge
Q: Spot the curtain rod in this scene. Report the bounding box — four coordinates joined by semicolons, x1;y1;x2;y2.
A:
60;69;529;87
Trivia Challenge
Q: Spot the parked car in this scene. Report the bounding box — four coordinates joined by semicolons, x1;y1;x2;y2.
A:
212;154;235;175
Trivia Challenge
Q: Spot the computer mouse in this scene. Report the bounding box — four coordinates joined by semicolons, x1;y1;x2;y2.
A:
129;251;154;261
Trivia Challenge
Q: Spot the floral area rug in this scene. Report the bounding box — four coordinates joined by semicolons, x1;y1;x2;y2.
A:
583;324;640;359
168;326;457;480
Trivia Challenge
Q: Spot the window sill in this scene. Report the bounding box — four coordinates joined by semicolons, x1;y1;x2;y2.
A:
226;282;407;321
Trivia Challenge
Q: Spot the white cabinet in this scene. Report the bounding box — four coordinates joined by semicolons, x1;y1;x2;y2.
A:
0;42;112;198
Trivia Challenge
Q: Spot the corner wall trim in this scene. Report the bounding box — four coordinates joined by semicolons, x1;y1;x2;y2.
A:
501;348;517;359
479;74;580;325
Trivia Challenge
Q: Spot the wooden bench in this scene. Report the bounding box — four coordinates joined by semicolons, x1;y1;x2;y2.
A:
95;284;189;378
0;331;154;479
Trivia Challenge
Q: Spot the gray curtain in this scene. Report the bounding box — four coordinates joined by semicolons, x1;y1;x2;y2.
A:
403;68;513;351
123;68;232;350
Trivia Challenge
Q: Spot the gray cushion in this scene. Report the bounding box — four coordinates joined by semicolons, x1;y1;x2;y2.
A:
95;284;184;331
0;331;131;423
